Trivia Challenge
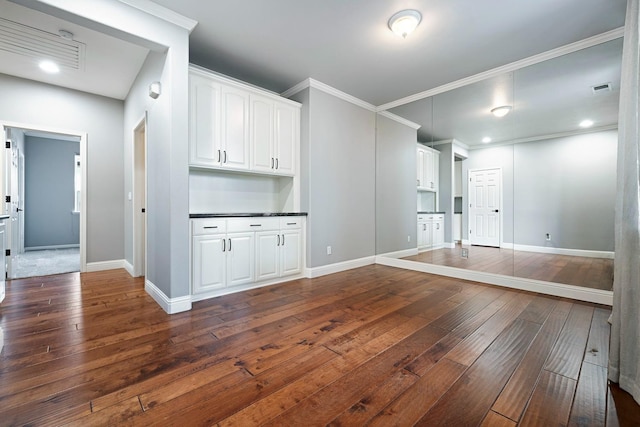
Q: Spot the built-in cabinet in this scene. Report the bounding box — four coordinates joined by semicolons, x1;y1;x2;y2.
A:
417;144;440;192
191;216;304;299
189;67;299;176
417;213;444;252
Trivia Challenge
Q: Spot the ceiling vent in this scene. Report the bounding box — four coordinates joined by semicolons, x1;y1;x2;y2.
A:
0;17;85;70
591;82;612;94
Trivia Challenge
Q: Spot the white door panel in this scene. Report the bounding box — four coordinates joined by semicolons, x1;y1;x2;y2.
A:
469;168;501;247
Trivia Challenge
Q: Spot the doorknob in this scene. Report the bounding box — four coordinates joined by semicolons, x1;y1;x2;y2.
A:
16;208;22;212
493;209;499;213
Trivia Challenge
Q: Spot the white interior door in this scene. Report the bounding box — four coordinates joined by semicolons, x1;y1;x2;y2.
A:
133;116;147;277
18;151;24;254
469;168;501;247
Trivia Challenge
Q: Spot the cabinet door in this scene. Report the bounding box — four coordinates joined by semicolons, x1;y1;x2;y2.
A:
280;229;302;276
189;75;222;166
227;232;254;286
432;151;440;192
417;221;430;248
424;149;435;190
250;95;274;173
417;148;424;187
192;235;225;293
432;220;444;247
221;85;250;170
256;231;280;281
274;102;297;176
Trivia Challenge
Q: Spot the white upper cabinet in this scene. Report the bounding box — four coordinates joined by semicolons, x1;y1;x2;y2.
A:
189;67;300;177
417;144;439;192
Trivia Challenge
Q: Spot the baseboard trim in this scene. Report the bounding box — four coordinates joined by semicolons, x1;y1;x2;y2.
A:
25;244;79;251
85;259;125;272
375;256;612;306
124;260;135;276
304;255;376;279
145;279;192;314
376;248;418;259
192;273;306;303
512;244;614;259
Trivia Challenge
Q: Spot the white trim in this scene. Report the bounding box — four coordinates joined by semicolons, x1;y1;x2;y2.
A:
462;239;470;245
85;259;125;272
444;242;456;249
124;260;135;276
375;256;612;306
468;125;619;150
117;0;198;32
191;273;306;302
513;244;614;259
377;248;419;259
25;244;79;251
282;78;377;112
377;27;625;111
145;279;192;314
304;255;376;279
377;111;421;129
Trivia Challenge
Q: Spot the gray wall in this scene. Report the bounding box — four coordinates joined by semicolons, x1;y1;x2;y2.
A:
437;142;454;243
0;73;124;263
513;130;616;250
375;114;417;254
24;136;79;248
291;87;376;268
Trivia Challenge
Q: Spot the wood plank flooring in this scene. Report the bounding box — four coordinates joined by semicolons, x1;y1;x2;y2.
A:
0;266;638;426
404;245;614;290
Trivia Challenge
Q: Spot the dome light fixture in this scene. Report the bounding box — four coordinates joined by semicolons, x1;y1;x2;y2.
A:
388;10;422;38
579;119;594;128
491;105;512;118
482;137;492;143
39;60;60;74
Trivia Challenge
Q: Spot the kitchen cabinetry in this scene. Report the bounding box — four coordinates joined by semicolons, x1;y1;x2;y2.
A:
417;144;439;192
417;213;445;252
189;67;299;176
191;216;304;299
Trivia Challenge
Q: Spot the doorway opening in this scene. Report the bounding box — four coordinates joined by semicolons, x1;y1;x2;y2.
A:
2;123;87;279
132;115;147;278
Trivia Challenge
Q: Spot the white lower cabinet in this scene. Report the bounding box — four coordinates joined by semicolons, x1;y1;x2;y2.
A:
417;214;445;252
192;216;304;297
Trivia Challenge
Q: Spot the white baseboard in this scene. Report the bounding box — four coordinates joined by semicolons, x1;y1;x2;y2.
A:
462;239;470;245
191;273;306;303
304;255;376;279
376;248;418;259
375;256;612;306
25;244;79;251
85;259;125;272
145;279;192;314
512;244;614;259
444;242;456;249
124;260;135;276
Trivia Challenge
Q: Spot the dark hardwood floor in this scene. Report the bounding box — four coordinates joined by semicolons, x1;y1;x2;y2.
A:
0;266;638;426
404;245;614;290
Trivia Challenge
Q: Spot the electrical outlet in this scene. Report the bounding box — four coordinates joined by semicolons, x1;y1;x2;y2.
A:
461;248;468;258
327;246;332;255
546;233;551;241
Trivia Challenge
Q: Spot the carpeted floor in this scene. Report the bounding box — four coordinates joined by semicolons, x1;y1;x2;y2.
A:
11;248;80;279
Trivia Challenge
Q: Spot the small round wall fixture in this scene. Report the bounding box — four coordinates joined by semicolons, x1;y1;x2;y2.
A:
491;105;512;118
388;10;422;38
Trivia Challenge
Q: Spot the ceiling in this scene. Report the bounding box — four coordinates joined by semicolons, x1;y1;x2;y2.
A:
0;0;627;142
0;0;149;100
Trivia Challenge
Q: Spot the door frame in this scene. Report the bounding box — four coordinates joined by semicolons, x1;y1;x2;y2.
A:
467;167;503;248
1;120;87;274
132;113;147;277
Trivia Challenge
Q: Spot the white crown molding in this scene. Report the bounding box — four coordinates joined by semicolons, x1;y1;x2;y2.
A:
118;0;198;32
282;78;377;112
377;27;625;111
377;111;421;129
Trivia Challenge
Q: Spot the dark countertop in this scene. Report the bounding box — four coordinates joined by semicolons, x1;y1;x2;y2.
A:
418;211;446;214
190;212;308;218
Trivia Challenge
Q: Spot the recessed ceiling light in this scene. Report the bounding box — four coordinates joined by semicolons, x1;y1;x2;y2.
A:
388;10;422;38
491;105;512;118
39;60;60;74
482;137;492;143
579;119;594;128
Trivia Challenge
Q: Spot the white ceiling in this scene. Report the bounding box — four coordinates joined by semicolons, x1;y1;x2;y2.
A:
0;0;149;100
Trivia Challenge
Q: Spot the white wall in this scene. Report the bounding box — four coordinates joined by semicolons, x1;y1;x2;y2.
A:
0;73;124;263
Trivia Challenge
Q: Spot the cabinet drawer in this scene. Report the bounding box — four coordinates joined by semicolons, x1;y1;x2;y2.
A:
227;217;279;232
192;219;226;235
417;214;427;221
435;215;444;220
280;217;302;229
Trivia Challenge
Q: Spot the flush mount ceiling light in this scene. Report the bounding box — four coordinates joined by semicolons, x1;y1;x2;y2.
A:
491;105;512;118
579;119;594;128
388;9;422;38
39;59;60;74
482;137;492;143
